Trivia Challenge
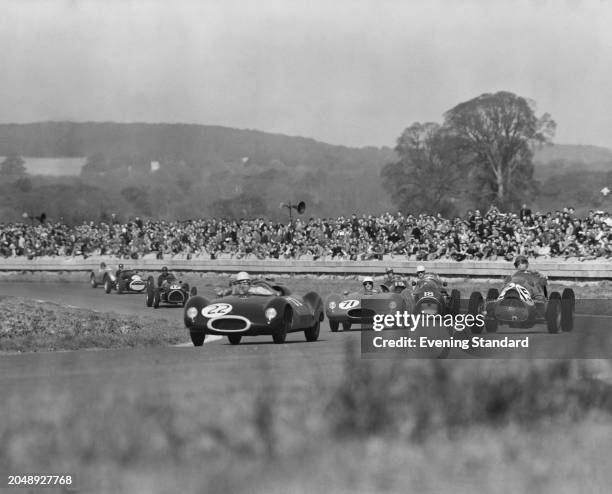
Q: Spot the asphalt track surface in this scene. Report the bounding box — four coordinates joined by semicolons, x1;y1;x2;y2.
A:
1;281;611;394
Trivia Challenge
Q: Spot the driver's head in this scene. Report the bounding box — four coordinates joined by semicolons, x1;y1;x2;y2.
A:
416;265;426;278
118;263;124;270
235;271;251;294
514;256;529;271
161;266;168;274
385;267;394;277
362;276;374;292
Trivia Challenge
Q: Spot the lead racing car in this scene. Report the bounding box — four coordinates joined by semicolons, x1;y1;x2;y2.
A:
409;270;461;316
466;269;575;334
184;272;324;346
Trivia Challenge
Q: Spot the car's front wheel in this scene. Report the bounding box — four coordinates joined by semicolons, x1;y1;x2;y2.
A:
305;318;320;342
153;289;161;309
329;320;339;332
104;278;112;294
190;331;205;347
342;322;351;331
273;309;290;344
228;334;242;345
546;292;562;333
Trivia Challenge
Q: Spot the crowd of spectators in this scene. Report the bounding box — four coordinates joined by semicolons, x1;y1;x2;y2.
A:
0;206;610;262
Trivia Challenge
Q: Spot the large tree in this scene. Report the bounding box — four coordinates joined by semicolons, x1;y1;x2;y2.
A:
443;91;555;207
381;122;465;216
0;154;27;177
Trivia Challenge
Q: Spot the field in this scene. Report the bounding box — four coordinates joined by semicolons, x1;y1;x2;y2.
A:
0;275;611;493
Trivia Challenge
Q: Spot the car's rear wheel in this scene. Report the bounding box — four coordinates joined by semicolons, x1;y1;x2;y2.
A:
467;292;484;334
546;292;562;333
305;318;320;342
90;273;97;288
228;334;242;345
153;289;161;309
190;331;205;347
104;278;112;294
486;288;499;301
146;284;154;307
329;320;339;332
117;280;124;294
449;289;461;316
273;308;290;344
342;322;351;331
561;288;575;332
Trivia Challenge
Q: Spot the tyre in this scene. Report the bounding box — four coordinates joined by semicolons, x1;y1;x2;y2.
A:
546;292;562;334
153;289;161;309
329;320;339;332
467;292;484;334
342;322;352;331
117;280;124;295
90;273;97;288
561;288;575;332
228;334;242;345
104;277;112;294
273;308;290;344
486;288;499;301
485;317;498;333
190;286;198;297
146;284;154;307
190;331;205;347
305;318;320;342
449;289;461;316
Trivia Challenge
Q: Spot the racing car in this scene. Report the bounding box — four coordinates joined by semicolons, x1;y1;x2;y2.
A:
184;276;324;346
89;262;113;288
409;273;461;316
146;275;197;308
466;273;575;333
103;268;147;295
326;278;413;332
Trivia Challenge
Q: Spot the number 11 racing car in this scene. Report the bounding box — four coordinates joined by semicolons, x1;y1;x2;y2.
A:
467;272;575;333
184;279;324;346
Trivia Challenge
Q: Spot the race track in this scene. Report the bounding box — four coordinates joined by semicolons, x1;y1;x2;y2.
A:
0;280;611;393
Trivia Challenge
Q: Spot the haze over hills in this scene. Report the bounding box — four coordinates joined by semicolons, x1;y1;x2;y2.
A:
0;122;609;222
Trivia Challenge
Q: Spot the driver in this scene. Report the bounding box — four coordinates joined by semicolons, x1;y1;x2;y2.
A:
384;267;395;285
511;255;548;298
416;264;426;280
362;276;379;294
116;263;125;279
234;271;252;295
158;266;175;287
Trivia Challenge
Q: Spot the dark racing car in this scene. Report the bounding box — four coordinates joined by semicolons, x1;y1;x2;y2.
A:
146;275;197;308
325;277;414;331
103;267;147;295
409;273;461;316
184;273;324;346
467;272;575;334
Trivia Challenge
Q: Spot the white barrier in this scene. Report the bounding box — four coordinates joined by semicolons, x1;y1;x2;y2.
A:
0;256;610;279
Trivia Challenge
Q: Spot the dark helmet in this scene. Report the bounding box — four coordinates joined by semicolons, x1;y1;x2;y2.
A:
118;263;124;270
514;255;528;268
161;266;168;273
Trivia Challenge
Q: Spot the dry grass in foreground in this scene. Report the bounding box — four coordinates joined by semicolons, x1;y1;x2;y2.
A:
1;343;611;493
0;297;186;352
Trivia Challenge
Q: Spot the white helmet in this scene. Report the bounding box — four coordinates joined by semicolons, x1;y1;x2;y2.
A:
236;271;251;283
363;276;374;284
416;265;426;274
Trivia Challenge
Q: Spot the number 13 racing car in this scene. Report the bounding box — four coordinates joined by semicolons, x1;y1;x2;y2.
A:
467;272;575;333
146;275;197;308
184;279;324;346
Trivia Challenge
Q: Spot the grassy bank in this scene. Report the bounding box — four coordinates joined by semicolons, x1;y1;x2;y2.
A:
1;345;611;493
0;297;186;352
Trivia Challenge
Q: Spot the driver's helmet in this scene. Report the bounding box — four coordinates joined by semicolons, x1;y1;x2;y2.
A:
118;263;124;270
514;255;529;270
362;276;374;291
416;265;426;277
161;266;168;274
385;267;394;276
235;271;251;294
100;262;106;269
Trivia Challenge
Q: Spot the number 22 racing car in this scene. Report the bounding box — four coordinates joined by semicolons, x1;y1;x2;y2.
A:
467;272;575;333
183;279;324;346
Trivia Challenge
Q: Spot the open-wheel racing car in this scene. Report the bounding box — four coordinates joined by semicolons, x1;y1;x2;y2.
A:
103;268;147;295
146;275;197;308
89;262;113;288
184;274;324;346
410;273;461;316
325;277;413;332
466;272;575;334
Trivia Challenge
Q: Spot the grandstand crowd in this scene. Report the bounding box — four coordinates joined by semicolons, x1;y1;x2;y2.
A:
0;206;610;261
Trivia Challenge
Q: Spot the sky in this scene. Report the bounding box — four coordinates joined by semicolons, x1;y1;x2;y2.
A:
2;0;612;149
